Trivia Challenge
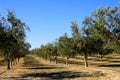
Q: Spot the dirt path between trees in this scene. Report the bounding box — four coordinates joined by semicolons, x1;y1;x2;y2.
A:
32;55;120;80
0;58;25;79
0;55;119;80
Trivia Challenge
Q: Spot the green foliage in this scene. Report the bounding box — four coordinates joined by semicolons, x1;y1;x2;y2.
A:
30;6;120;67
0;11;30;69
31;42;58;63
82;6;120;55
57;33;78;64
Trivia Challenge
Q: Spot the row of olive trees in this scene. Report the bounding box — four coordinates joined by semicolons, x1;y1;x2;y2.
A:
0;11;31;69
31;6;120;67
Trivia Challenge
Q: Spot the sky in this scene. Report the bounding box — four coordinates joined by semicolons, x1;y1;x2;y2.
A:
0;0;119;49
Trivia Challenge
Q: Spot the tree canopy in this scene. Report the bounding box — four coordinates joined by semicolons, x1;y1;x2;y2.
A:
0;11;30;69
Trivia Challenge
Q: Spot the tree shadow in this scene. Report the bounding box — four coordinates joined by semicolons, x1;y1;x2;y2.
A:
26;66;64;70
21;71;105;79
0;70;8;75
108;60;120;63
1;77;28;80
105;56;120;59
98;64;120;67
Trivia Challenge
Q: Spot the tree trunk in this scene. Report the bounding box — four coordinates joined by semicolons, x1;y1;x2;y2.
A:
55;56;57;64
13;59;16;65
18;57;20;62
11;60;13;66
100;54;103;62
15;59;18;65
66;56;68;65
7;59;11;69
49;58;51;62
13;59;17;65
84;53;88;67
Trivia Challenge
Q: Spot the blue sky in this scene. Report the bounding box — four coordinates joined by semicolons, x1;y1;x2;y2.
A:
0;0;119;49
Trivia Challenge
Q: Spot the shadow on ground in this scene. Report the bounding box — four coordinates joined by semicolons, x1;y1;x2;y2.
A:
21;71;105;79
26;66;64;70
0;70;8;75
98;64;120;67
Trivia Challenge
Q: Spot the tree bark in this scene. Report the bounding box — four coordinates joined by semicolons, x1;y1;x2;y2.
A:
84;53;88;67
55;56;57;64
13;59;16;65
18;57;20;62
100;54;103;62
11;60;13;66
66;56;68;65
7;59;11;69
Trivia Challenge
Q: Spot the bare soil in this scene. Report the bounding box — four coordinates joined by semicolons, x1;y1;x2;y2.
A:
0;55;120;80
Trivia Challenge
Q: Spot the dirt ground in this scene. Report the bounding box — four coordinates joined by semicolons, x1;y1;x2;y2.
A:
0;55;120;80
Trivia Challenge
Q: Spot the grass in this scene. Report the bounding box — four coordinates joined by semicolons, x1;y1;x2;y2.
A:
23;55;44;67
23;55;65;71
1;55;119;80
21;71;105;79
50;54;120;68
0;59;7;67
98;64;120;67
51;57;99;65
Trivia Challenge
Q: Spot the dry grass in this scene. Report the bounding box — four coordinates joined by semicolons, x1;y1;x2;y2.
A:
0;55;120;80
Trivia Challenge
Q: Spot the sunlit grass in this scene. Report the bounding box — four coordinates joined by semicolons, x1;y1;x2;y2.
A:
50;54;120;67
23;55;43;67
0;59;7;66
